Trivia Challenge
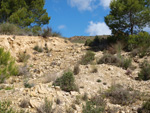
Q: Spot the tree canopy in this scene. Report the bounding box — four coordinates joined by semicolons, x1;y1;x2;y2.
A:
105;0;150;35
0;0;50;29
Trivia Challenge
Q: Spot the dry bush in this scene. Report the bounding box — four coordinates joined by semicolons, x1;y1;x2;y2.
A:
37;97;53;113
91;65;98;73
82;95;106;113
98;53;132;69
73;64;80;75
105;84;139;105
18;65;30;76
20;99;30;108
18;52;30;63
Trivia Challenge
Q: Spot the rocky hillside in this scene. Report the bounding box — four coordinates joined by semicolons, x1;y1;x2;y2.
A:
69;35;109;43
0;35;150;113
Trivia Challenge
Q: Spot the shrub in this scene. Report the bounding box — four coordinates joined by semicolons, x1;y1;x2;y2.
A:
80;51;95;65
91;65;98;73
18;65;30;76
20;99;29;108
73;64;80;75
128;32;150;51
82;93;88;101
137;100;150;113
0;48;18;83
52;32;61;37
98;54;120;65
85;39;93;46
105;84;138;105
82;95;106;113
0;101;15;113
24;80;34;88
138;61;150;81
33;45;43;52
18;52;30;63
97;79;101;83
53;71;78;92
121;58;132;70
37;97;53;113
0;23;19;35
98;53;131;69
42;27;52;38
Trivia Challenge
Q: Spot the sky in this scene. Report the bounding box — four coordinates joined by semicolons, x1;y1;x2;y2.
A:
44;0;150;38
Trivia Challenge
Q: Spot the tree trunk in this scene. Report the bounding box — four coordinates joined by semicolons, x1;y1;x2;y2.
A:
130;10;134;35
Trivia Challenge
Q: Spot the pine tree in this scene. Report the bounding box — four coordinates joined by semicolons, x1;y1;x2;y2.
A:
105;0;150;35
0;0;50;29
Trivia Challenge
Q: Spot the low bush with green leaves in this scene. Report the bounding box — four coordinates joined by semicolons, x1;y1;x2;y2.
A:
53;71;78;92
127;32;150;57
137;100;150;113
0;23;19;35
104;84;139;105
128;32;150;51
80;51;95;65
82;95;106;113
84;39;93;46
0;48;18;83
98;53;131;69
33;45;43;52
138;61;150;81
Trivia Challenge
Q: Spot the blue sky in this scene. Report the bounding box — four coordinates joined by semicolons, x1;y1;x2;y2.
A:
44;0;150;38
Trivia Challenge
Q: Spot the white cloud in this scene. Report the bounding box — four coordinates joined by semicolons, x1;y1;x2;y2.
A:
86;21;111;36
100;0;111;8
143;26;150;33
67;0;97;11
58;25;66;29
67;0;111;11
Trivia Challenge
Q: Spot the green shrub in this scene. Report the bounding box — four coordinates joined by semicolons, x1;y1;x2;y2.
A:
85;39;93;46
138;61;150;81
0;101;15;113
0;23;19;35
128;32;150;50
121;58;132;70
105;84;139;105
52;32;61;37
82;95;106;113
98;53;131;69
53;71;78;92
24;81;34;88
33;45;43;52
37;97;53;113
80;51;95;65
0;48;18;83
138;100;150;113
